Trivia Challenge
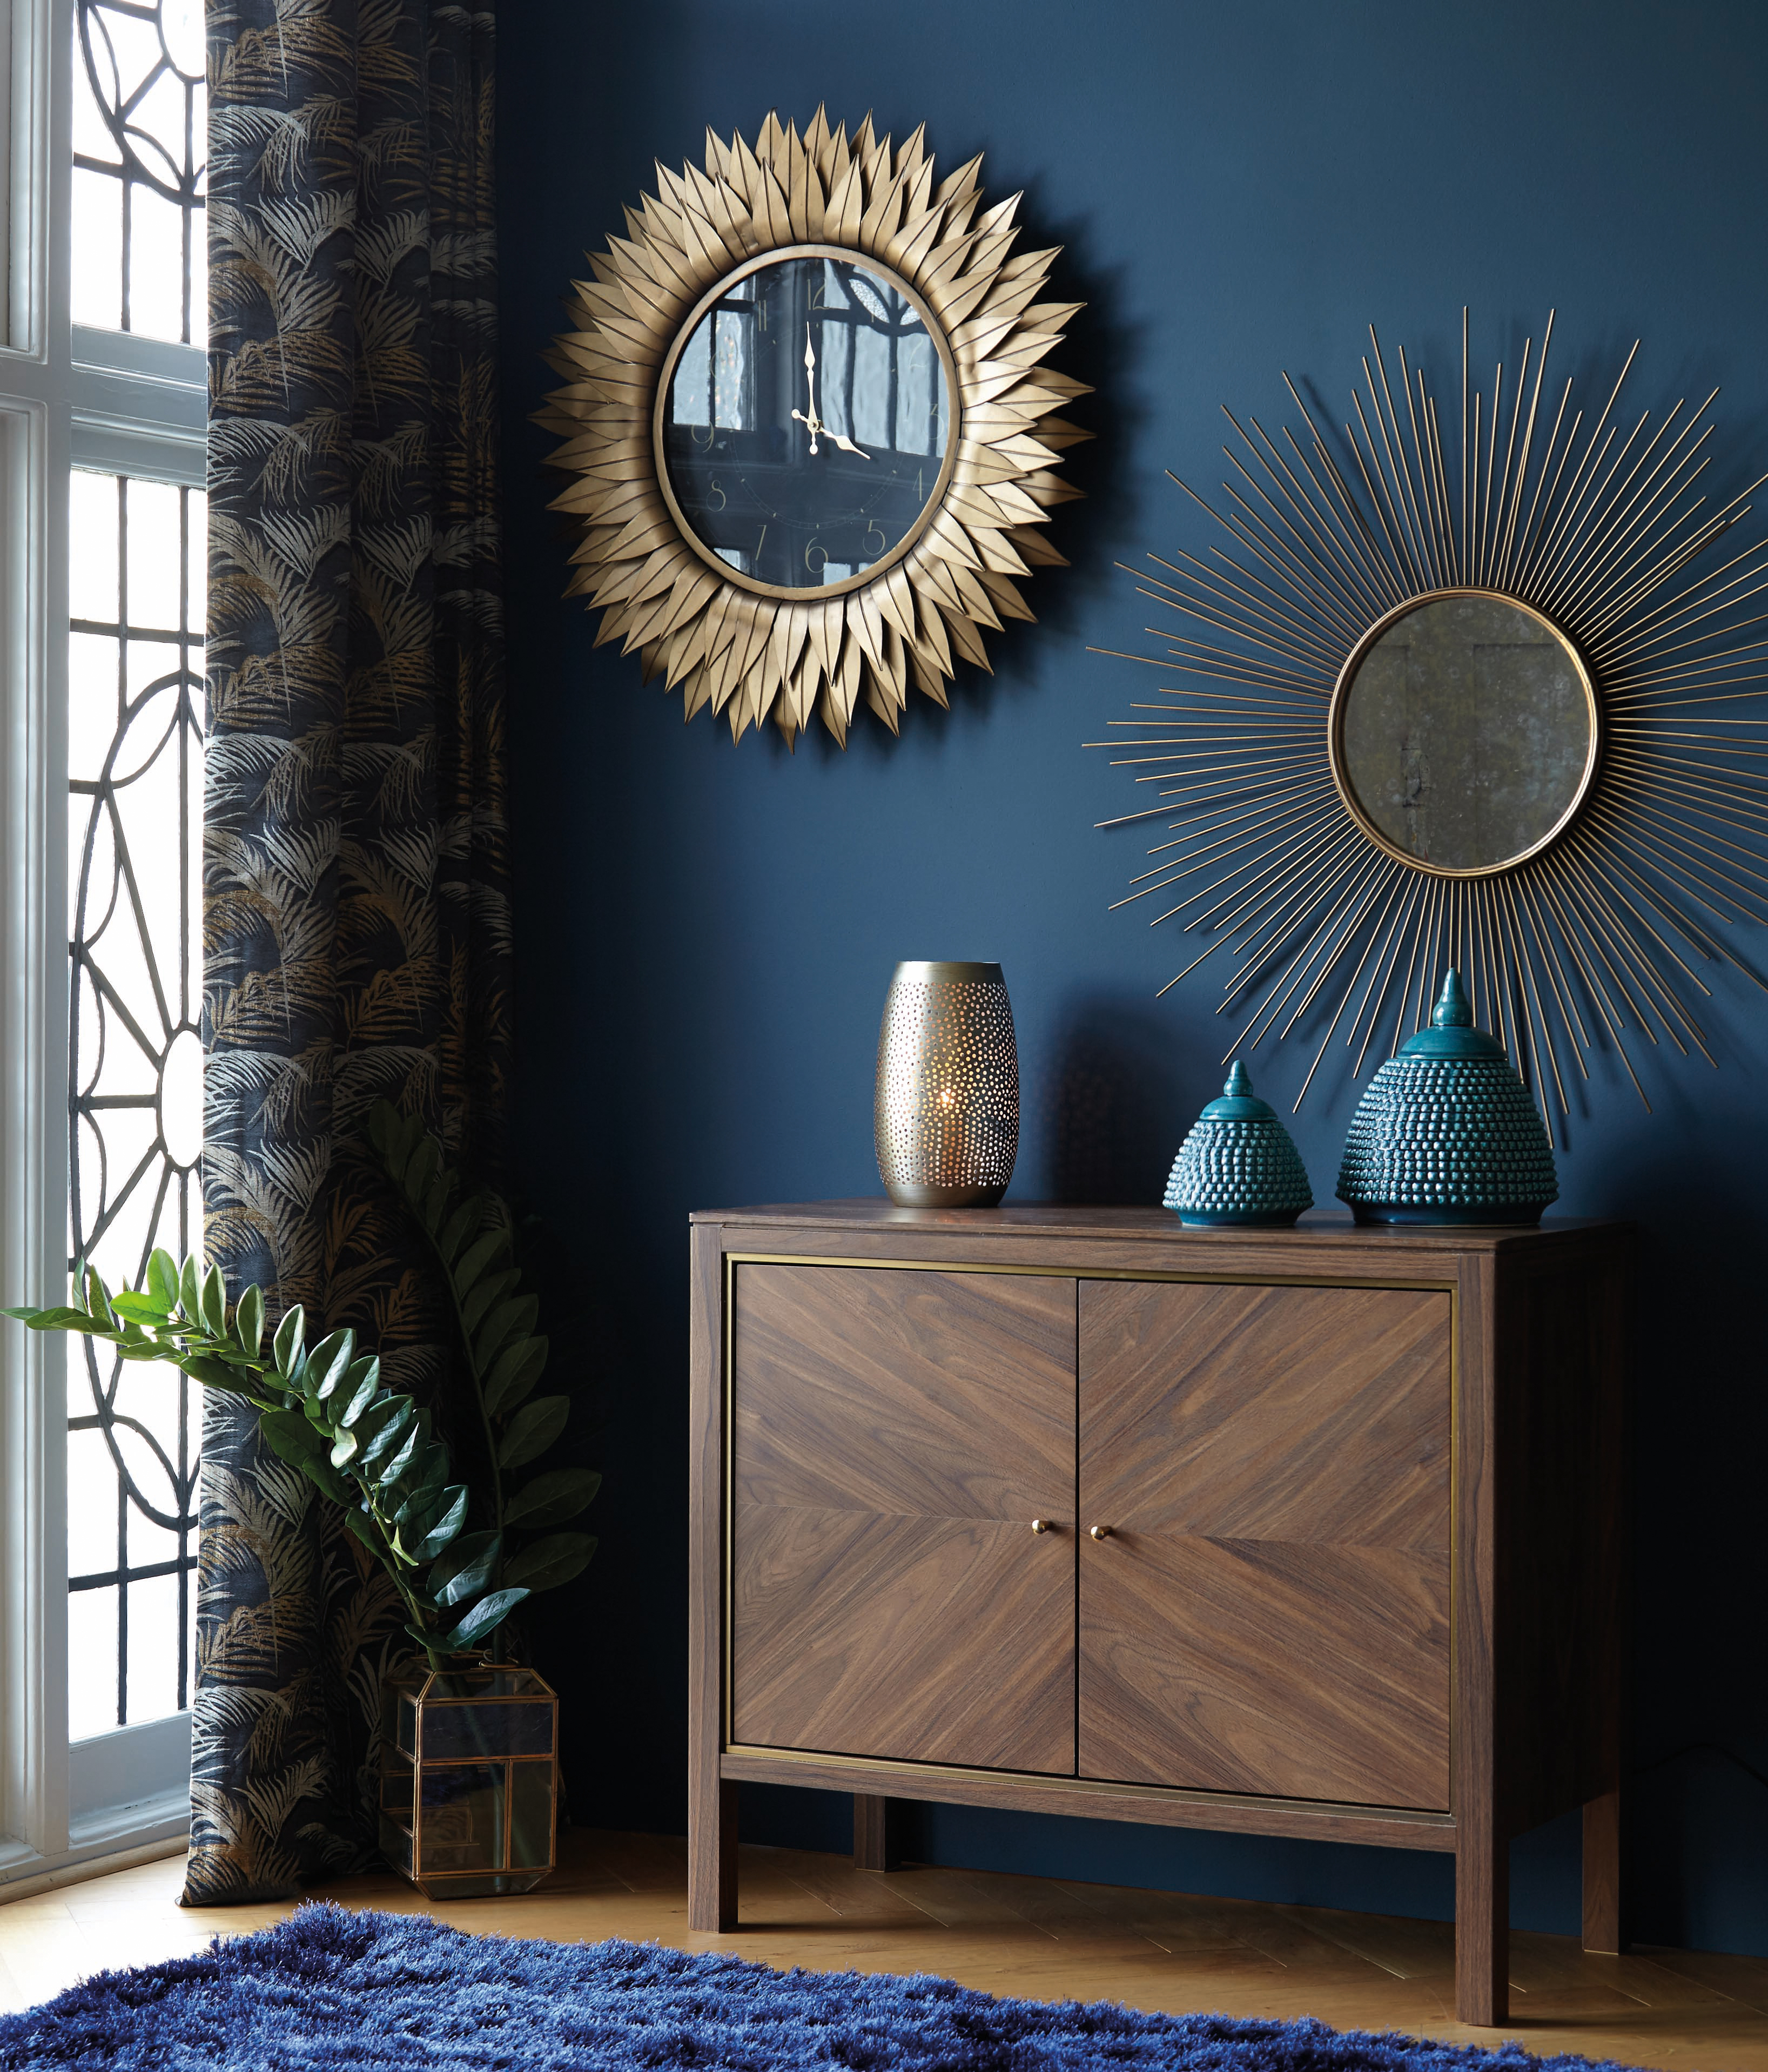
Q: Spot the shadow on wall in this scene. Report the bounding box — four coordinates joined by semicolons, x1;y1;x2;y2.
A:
757;179;1145;770
1590;1131;1768;1955
1032;994;1225;1206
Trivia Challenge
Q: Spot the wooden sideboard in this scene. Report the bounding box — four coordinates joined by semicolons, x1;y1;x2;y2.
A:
688;1202;1631;2025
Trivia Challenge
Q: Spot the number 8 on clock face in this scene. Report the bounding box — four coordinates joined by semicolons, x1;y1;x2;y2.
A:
658;247;956;598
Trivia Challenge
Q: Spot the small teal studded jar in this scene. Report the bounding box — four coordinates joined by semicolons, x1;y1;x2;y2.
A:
1164;1061;1313;1227
1337;969;1558;1226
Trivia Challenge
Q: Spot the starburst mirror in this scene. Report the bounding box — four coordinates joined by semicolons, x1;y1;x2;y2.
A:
1097;312;1768;1132
539;109;1088;745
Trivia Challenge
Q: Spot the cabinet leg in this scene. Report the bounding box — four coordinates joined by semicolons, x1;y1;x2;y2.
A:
853;1794;900;1872
688;1777;738;1930
1455;1821;1509;2024
1582;1787;1625;1954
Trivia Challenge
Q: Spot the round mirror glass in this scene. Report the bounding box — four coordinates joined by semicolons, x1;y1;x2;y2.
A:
1334;593;1596;873
658;251;953;596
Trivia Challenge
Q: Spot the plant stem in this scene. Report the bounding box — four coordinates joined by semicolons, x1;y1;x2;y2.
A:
360;1494;445;1669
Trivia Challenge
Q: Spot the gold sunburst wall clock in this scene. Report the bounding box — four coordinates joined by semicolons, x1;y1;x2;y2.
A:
536;107;1090;746
1095;311;1768;1133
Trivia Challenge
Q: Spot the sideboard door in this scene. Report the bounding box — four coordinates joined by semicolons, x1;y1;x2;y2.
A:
1078;1279;1451;1808
730;1263;1076;1774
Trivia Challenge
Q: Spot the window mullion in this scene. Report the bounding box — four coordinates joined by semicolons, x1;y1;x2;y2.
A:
69;405;201;485
70;333;203;484
0;0;76;1875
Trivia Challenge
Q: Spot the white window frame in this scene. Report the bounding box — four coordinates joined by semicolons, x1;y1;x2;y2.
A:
0;0;204;1889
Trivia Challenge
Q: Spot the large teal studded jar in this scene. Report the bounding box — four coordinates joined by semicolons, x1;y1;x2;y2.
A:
1164;1060;1313;1227
1337;970;1558;1225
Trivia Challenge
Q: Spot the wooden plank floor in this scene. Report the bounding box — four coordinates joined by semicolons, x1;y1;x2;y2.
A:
2;1829;1765;2068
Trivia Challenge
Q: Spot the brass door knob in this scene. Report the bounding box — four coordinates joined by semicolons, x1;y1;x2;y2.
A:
1089;1524;1113;1540
1030;1518;1050;1534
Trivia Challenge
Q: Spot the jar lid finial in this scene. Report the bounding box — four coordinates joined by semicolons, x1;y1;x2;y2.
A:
1433;967;1473;1029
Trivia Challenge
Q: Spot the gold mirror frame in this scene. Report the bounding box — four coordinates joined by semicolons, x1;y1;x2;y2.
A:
1326;587;1601;878
1096;311;1768;1129
537;107;1090;745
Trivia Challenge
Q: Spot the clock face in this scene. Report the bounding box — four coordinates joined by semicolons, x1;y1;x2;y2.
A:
658;249;955;597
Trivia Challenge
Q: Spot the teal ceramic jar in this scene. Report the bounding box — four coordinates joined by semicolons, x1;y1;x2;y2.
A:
1337;970;1558;1225
1164;1061;1313;1227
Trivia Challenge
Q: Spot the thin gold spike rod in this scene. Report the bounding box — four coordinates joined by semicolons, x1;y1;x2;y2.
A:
1094;308;1768;1139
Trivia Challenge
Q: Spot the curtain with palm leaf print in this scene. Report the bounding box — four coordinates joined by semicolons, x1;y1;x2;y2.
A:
192;0;511;1903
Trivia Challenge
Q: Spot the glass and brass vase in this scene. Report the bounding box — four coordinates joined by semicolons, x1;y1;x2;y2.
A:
379;1661;559;1899
874;960;1018;1207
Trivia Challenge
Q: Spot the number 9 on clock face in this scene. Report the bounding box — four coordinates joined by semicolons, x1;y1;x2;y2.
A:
657;247;956;598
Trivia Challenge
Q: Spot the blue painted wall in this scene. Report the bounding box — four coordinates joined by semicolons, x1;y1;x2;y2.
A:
497;0;1767;1956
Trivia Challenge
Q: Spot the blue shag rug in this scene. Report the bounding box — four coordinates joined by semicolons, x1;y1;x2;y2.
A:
0;1901;1643;2071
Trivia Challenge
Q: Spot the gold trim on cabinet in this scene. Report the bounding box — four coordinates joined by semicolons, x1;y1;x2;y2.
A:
723;1247;737;1756
720;1243;1460;1814
726;1248;1458;1291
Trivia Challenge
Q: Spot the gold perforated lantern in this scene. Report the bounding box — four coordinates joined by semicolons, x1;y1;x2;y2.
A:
874;960;1018;1208
379;1662;558;1899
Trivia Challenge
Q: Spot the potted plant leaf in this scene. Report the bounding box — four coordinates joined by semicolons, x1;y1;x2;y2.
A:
363;1100;600;1613
8;1112;599;1898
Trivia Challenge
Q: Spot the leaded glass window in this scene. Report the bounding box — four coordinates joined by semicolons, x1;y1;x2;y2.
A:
0;0;209;1864
67;472;207;1740
72;0;206;342
65;0;210;1746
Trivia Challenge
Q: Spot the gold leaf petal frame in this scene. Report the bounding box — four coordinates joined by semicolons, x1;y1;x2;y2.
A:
1095;312;1768;1132
537;107;1091;745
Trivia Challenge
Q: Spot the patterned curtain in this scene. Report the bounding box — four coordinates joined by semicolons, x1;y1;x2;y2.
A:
192;0;510;1904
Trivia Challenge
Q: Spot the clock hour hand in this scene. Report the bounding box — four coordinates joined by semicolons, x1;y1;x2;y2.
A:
828;431;871;460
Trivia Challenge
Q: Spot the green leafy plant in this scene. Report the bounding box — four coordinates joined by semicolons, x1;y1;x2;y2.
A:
8;1122;599;1672
6;1255;524;1665
365;1101;600;1607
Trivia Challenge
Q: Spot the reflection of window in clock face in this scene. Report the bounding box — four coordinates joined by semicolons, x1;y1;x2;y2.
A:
661;252;954;595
